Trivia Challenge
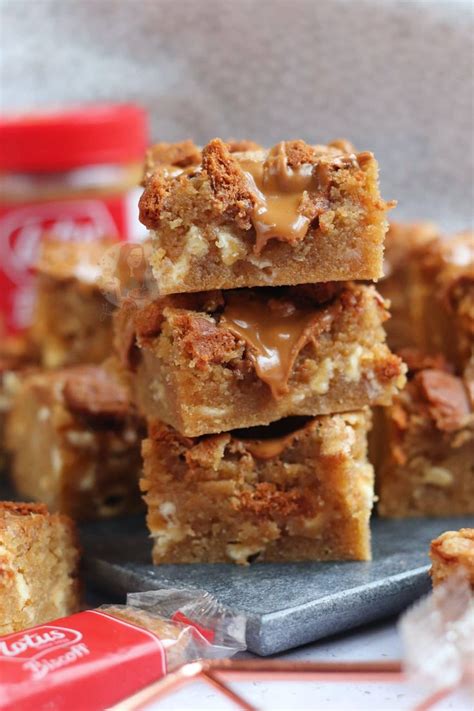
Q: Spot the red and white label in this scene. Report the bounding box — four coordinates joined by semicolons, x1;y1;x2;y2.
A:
0;192;142;332
0;610;167;710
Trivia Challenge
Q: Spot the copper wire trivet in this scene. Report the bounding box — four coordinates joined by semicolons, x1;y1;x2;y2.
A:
113;658;457;710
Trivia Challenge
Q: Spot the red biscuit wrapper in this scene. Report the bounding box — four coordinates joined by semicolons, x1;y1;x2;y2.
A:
0;588;247;710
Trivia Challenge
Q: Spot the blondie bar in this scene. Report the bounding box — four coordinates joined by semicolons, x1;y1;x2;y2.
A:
381;222;439;352
420;232;474;371
430;529;474;588
0;502;79;634
141;411;374;565
0;335;38;470
377;362;474;517
33;239;115;368
139;138;391;294
380;227;473;369
6;365;144;520
115;282;405;436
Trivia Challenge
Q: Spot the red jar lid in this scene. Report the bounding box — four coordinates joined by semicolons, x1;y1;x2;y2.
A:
0;103;148;172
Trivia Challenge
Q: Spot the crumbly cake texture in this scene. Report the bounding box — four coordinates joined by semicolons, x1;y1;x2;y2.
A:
380;227;474;370
139;138;391;294
0;336;39;470
420;232;474;372
6;365;144;520
142;138;262;184
430;529;474;588
141;411;374;565
114;282;405;436
0;501;80;634
377;361;474;517
381;222;439;352
33;239;115;368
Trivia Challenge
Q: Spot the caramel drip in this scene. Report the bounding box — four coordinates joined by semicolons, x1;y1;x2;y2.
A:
235;417;313;459
239;143;315;254
242;433;299;460
160;164;199;179
221;294;331;398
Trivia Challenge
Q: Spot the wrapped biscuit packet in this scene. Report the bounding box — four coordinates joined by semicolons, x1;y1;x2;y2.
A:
0;588;247;711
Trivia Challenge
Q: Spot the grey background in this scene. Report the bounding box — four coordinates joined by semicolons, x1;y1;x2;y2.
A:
1;0;473;230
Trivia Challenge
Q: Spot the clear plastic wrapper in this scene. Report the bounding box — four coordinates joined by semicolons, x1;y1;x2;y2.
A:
0;587;247;711
399;570;474;693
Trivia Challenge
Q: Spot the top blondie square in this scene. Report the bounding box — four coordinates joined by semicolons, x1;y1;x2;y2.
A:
139;138;392;295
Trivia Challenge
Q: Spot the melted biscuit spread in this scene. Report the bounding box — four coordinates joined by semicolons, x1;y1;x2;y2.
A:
239;142;365;254
221;293;334;397
240;143;315;254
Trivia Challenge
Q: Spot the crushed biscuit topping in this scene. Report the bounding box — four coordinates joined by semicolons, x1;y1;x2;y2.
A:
416;369;471;431
221;291;341;398
62;366;131;420
173;312;239;369
237;482;308;517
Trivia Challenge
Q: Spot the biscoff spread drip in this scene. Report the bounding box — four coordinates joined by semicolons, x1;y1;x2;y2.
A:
239;142;314;254
221;292;334;398
239;141;372;254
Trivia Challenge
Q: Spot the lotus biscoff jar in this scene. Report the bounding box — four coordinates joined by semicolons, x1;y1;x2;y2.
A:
0;103;148;332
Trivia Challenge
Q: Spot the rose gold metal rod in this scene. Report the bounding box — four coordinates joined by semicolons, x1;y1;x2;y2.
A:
112;661;205;710
412;685;457;711
206;658;403;680
214;670;404;683
113;658;406;710
201;671;257;711
207;659;403;671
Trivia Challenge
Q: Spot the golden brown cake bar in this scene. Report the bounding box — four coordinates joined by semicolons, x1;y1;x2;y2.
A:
380;226;474;370
430;528;474;588
421;232;474;372
139;138;391;294
0;336;39;470
141;411;374;565
377;363;474;517
115;282;405;437
381;222;439;352
33;239;115;368
6;365;144;520
0;501;80;634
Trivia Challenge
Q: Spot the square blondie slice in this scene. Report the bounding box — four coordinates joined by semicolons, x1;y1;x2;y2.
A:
430;529;474;588
115;282;405;437
139;138;391;294
377;363;474;517
6;365;144;520
0;502;80;634
141;411;374;565
379;227;474;370
33;239;115;368
0;335;38;470
380;222;439;352
420;232;474;372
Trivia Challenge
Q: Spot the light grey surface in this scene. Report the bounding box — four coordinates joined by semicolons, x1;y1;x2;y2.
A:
82;515;473;656
1;0;473;231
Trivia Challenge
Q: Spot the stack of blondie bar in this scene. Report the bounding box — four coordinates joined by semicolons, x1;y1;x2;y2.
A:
115;137;406;564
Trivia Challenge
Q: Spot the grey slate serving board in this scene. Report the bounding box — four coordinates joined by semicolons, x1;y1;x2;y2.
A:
81;515;473;656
